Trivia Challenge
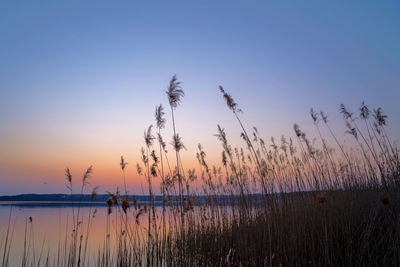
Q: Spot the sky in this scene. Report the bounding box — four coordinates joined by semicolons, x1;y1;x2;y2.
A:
0;0;399;195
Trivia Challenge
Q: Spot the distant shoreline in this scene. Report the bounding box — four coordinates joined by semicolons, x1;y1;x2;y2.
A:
0;194;159;206
0;193;270;207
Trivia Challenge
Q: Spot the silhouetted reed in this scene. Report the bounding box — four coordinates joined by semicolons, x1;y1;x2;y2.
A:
3;77;400;266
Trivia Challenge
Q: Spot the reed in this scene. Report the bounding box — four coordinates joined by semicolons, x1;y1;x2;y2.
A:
2;77;399;266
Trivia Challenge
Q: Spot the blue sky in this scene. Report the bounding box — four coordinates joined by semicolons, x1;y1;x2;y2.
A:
0;1;399;194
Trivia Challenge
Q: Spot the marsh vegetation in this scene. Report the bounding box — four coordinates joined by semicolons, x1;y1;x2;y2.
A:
2;76;400;266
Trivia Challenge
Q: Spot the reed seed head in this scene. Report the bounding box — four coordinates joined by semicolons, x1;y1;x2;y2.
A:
82;165;93;184
171;133;186;152
122;197;130;214
150;150;159;164
219;86;238;112
320;110;328;123
374;107;387;126
310;108;318;123
340;104;353;120
65;168;72;183
166;75;184;109
144;125;155;147
360;102;370;119
136;163;143;176
151;164;157;177
345;121;357;139
91;187;98;200
155;104;166;129
120;156;128;171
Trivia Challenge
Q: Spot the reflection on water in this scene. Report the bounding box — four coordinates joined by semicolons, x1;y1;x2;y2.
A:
0;204;160;266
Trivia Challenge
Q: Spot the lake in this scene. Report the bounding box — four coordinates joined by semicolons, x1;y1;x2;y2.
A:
0;203;161;266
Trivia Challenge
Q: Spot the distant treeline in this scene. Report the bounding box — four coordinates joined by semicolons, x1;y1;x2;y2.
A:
0;194;158;203
0;193;273;206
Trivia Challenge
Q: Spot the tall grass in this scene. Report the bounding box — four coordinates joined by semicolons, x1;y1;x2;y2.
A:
2;76;399;266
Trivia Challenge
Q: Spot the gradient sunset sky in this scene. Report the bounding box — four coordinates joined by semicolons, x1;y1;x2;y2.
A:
1;1;399;195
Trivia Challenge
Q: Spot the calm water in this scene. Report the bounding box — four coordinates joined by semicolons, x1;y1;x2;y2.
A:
0;203;154;266
0;200;229;266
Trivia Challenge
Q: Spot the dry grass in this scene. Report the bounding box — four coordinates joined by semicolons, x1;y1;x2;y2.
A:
2;76;400;266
